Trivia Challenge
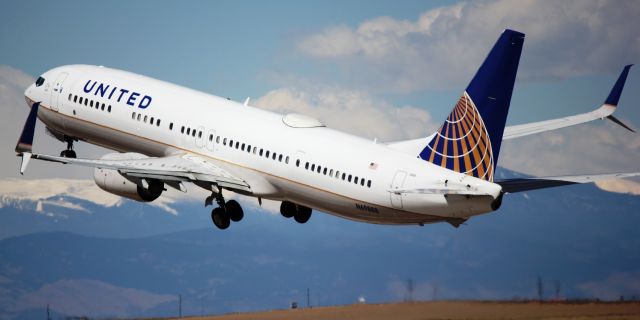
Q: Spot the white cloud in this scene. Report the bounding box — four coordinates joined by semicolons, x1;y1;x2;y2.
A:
499;122;640;175
297;0;640;92
254;86;435;141
595;179;640;196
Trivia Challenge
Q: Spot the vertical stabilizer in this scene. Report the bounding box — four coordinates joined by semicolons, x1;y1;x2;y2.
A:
419;29;524;181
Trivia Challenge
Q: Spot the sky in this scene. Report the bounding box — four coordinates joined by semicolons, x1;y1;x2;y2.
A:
1;0;640;189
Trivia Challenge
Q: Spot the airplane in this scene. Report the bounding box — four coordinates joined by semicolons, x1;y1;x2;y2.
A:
15;29;638;230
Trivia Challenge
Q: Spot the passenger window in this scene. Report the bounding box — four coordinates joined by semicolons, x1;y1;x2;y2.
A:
354;177;359;184
336;171;340;179
68;93;72;101
285;156;289;164
132;112;136;120
137;114;141;121
317;166;321;173
144;115;148;123
108;105;111;113
216;136;220;143
187;128;191;135
329;169;333;177
95;101;99;109
247;145;251;153
101;103;105;111
361;179;365;186
74;95;78;103
90;100;94;107
156;119;160;126
272;153;276;160
150;117;154;124
79;97;83;104
223;138;227;145
259;149;263;156
348;175;352;182
229;139;234;147
367;180;372;188
181;126;185;134
192;130;196;137
253;147;257;154
198;131;202;138
296;159;300;167
235;141;239;149
311;164;315;171
84;98;88;106
342;173;346;180
241;143;245;151
266;150;270;158
209;134;213;141
323;168;327;175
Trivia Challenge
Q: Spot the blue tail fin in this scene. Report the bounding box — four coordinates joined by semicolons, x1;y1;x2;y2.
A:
419;29;524;182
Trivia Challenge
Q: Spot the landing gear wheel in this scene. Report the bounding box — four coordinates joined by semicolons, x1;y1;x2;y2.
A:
60;150;77;158
280;201;296;218
294;206;312;224
211;207;230;230
226;200;244;222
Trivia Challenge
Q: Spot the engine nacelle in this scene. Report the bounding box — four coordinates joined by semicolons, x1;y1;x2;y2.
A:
93;153;164;202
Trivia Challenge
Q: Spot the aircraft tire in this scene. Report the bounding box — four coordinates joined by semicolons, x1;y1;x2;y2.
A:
211;207;230;230
294;206;312;224
280;201;296;218
226;200;244;222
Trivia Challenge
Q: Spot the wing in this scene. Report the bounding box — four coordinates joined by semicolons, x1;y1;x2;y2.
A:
503;65;635;140
496;172;640;193
27;152;251;193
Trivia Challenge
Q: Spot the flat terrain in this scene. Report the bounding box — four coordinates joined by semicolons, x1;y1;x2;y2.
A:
172;301;640;320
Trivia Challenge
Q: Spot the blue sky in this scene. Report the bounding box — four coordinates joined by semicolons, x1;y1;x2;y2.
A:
1;0;639;181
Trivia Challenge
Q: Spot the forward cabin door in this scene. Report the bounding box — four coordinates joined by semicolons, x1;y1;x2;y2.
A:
390;170;407;209
50;72;69;112
206;129;216;152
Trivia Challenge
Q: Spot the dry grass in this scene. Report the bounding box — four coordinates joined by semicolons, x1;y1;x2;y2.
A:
170;301;640;320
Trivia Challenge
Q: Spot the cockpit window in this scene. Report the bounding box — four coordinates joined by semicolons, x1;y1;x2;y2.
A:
35;76;45;87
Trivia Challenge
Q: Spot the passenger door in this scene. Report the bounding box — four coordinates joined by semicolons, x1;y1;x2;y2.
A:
50;72;69;112
206;129;216;152
390;170;407;209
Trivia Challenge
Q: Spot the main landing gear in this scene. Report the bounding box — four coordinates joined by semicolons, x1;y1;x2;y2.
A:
280;201;312;224
59;136;77;158
207;188;244;230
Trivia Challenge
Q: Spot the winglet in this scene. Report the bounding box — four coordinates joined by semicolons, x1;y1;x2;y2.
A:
605;64;633;106
19;152;32;175
15;102;40;154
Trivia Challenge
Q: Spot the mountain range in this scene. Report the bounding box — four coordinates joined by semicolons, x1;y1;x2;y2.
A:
0;172;639;319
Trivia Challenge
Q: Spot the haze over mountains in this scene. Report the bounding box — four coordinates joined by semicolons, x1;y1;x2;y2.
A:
0;171;639;319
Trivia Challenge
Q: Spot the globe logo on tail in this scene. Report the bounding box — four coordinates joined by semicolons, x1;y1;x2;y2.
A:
422;92;495;182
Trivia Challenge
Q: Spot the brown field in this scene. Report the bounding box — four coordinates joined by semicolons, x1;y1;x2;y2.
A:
168;301;640;320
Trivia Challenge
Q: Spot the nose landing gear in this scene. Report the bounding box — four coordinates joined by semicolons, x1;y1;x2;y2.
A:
59;136;77;158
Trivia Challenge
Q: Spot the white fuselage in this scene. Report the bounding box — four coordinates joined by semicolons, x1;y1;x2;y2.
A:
24;65;502;225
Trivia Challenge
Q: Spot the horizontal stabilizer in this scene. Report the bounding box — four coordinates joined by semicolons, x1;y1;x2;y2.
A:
497;172;640;193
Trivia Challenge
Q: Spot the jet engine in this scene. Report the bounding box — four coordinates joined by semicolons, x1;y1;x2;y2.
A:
93;153;164;202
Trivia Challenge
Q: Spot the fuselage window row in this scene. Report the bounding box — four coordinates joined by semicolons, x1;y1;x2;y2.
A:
299;160;372;188
131;111;161;127
218;135;290;165
70;94;111;113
